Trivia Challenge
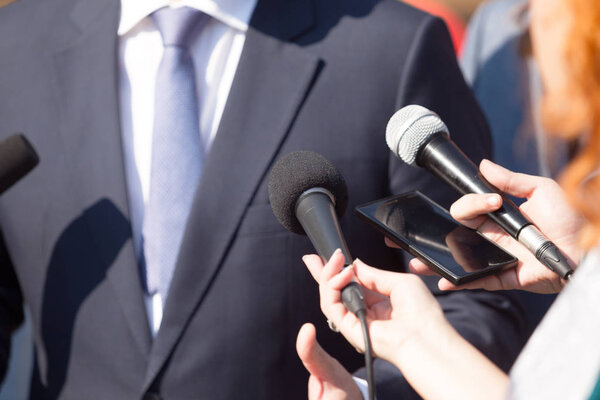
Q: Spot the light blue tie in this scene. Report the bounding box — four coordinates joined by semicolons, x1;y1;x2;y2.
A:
142;7;209;303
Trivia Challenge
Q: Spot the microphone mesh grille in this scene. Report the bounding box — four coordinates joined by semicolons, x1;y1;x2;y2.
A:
385;105;448;166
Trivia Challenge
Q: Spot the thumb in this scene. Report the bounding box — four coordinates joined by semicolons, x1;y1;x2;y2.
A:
296;323;362;400
297;323;324;399
297;323;338;382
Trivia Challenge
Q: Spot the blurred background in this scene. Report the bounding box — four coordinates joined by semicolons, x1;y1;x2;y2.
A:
443;0;485;19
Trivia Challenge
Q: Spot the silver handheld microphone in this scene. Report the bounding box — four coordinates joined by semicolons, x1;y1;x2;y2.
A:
386;105;573;280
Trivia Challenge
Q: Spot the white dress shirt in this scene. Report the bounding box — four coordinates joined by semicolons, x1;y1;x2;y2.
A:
118;0;257;335
118;2;371;397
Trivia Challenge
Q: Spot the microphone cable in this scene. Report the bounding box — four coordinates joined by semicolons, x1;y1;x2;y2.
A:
358;310;375;400
341;281;376;400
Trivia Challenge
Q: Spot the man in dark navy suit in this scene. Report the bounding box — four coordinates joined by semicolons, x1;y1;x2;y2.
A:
0;0;526;398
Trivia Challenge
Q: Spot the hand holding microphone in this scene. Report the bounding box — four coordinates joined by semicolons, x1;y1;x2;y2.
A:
302;251;508;400
268;151;375;400
386;105;579;286
410;160;583;293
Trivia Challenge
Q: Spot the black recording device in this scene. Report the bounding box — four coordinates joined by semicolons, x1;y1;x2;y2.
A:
355;191;518;285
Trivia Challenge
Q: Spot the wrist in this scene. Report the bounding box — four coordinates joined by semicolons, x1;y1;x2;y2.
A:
386;316;509;400
383;310;453;369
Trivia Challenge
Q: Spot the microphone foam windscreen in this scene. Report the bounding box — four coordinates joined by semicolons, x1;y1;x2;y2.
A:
0;134;39;195
386;105;448;166
268;151;348;235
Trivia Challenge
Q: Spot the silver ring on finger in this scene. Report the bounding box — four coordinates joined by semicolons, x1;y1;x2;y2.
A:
327;319;340;333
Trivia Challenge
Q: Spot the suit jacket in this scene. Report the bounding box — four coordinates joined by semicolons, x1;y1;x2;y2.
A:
0;0;527;399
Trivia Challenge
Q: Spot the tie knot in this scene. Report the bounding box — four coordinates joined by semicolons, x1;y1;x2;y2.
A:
152;6;208;48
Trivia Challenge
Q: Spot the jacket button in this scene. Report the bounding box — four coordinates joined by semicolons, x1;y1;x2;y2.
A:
143;392;162;400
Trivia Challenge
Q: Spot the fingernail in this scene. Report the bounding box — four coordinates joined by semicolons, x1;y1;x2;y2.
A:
487;195;500;206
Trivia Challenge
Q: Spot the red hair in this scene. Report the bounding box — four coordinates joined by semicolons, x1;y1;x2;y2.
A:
542;0;600;247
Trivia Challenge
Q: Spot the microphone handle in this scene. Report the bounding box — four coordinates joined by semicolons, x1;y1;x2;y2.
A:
417;133;530;237
417;133;573;279
295;189;367;314
295;188;352;263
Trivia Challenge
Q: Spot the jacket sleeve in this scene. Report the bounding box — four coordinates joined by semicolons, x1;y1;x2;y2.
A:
389;14;492;210
0;228;25;383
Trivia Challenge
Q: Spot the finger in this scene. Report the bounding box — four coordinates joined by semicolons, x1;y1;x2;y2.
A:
319;264;356;324
303;254;325;284
352;258;402;297
384;237;401;249
408;258;437;276
438;278;494;291
296;324;329;377
327;263;356;291
318;275;353;329
449;193;501;229
437;278;460;291
296;323;350;386
303;252;353;327
437;272;507;292
297;324;324;399
320;249;346;282
479;159;544;199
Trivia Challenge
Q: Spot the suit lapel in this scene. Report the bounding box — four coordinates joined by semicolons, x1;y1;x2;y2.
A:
51;0;152;356
143;0;320;388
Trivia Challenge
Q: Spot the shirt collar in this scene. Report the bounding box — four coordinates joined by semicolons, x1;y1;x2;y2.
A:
119;0;258;36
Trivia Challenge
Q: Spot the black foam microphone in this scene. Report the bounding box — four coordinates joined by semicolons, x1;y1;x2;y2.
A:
269;151;375;400
386;105;573;279
268;151;365;314
0;134;39;195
